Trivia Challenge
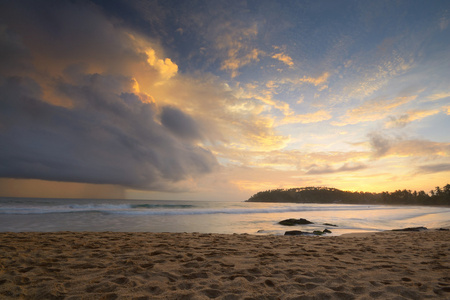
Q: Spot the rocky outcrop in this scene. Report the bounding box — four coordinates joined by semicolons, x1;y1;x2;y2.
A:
278;218;314;226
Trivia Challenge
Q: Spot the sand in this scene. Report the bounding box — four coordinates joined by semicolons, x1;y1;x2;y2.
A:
0;231;449;300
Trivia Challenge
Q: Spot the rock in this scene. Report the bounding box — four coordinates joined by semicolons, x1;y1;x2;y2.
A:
392;226;427;232
323;223;337;227
313;231;324;235
437;228;449;231
284;230;304;236
323;229;332;234
279;218;314;226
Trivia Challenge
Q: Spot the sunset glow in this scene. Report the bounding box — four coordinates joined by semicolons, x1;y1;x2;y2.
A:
0;0;449;201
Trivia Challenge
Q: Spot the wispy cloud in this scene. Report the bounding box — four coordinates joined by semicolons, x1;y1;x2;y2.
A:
283;72;330;90
384;109;441;128
333;95;417;126
426;92;450;102
306;163;367;175
211;21;264;78
444;105;450;115
418;163;450;174
280;110;332;125
221;48;263;78
368;132;450;158
439;10;449;30
272;52;294;67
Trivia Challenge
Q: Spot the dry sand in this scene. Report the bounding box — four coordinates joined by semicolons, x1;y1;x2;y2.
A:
0;230;449;299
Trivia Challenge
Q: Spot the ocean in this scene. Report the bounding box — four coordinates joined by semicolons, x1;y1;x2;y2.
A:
1;197;449;235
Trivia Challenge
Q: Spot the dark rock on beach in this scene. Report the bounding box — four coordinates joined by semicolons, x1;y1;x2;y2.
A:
284;230;304;236
392;226;428;232
285;229;332;236
323;223;338;227
279;218;314;226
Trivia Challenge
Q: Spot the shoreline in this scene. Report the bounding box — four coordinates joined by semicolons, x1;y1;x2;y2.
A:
1;230;449;299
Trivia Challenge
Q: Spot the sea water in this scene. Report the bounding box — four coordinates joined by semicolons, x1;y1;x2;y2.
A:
0;197;449;235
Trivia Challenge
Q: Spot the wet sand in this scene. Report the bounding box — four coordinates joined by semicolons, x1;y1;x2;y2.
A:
0;230;449;299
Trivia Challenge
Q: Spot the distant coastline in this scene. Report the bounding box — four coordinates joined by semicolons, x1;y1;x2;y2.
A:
246;184;450;206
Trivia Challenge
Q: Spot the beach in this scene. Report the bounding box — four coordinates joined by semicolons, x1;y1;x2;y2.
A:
1;230;449;299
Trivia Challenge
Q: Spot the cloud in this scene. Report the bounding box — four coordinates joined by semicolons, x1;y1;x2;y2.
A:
283;72;330;90
0;25;32;76
193;9;264;78
426;92;450;102
333;95;416;126
0;75;217;190
384;109;441;128
444;105;450;115
272;52;294;67
281;110;332;125
213;146;369;173
160;106;202;141
152;75;289;152
298;72;330;86
368;132;450;158
306;163;367;175
146;49;178;81
368;132;396;157
417;163;450;174
221;48;263;78
0;1;221;191
237;79;332;126
439;10;449;30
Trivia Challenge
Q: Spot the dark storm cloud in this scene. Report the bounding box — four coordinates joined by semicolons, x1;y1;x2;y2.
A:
0;0;219;191
161;106;202;141
0;74;217;191
0;25;32;76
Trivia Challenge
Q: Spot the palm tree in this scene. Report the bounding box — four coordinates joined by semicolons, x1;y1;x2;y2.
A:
435;186;442;197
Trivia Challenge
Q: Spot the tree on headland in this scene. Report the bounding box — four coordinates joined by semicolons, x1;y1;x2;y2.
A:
246;184;450;206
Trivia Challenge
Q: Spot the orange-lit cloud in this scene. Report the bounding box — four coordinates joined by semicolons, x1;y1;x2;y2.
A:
284;72;330;89
298;72;330;86
333;95;417;126
145;49;178;81
213;23;263;78
281;110;332;125
426;92;450;101
443;105;450;115
272;52;294;67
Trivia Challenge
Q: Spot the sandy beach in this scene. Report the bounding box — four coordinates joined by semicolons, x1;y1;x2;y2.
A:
0;231;449;299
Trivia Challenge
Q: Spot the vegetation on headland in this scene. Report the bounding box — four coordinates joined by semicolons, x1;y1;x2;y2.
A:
246;184;450;206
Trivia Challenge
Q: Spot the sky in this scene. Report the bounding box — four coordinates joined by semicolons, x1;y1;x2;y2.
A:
0;0;449;201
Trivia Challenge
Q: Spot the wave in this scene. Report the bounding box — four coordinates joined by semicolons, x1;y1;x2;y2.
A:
0;203;195;215
0;202;414;216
